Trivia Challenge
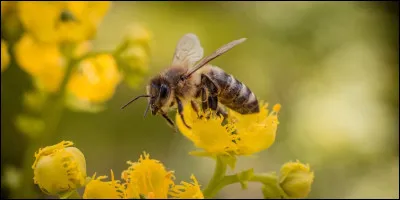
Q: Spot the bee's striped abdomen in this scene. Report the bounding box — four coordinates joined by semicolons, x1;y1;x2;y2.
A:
206;66;259;114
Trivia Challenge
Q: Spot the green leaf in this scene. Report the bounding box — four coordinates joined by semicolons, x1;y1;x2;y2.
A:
15;114;45;139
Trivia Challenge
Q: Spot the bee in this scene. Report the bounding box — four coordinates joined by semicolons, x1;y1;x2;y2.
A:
121;33;260;130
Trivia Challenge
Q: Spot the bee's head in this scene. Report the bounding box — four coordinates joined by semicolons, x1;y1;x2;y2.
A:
147;76;173;116
120;76;173;117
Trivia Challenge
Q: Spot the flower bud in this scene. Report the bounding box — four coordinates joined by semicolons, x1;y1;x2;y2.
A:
32;141;87;196
279;160;314;198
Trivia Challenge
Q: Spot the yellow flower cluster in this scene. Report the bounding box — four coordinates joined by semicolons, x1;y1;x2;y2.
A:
176;102;281;157
32;141;203;199
2;1;151;113
18;2;111;44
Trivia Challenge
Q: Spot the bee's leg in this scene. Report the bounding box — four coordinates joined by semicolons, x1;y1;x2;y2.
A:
201;74;219;111
176;97;192;129
216;105;228;119
201;87;209;112
190;100;201;118
161;113;178;133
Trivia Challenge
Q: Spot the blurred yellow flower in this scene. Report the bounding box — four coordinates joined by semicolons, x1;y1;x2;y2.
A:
119;45;149;72
14;34;65;93
279;160;314;198
32;141;87;196
124;24;152;45
176;103;281;156
83;170;126;199
73;41;92;59
18;1;111;43
1;40;10;72
1;1;16;17
67;54;121;103
121;152;175;199
169;175;204;199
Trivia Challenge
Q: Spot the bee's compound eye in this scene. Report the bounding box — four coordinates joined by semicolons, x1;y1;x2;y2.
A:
159;84;169;99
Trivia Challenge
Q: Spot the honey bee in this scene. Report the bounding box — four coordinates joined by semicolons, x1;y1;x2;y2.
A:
121;33;259;130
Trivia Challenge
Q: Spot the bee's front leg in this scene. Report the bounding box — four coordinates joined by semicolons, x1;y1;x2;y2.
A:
176;97;192;129
161;112;178;133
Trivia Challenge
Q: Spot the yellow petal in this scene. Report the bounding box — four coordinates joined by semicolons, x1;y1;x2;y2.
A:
1;39;10;72
169;174;204;199
32;141;87;196
232;103;281;155
176;104;238;156
83;170;126;199
121;152;175;199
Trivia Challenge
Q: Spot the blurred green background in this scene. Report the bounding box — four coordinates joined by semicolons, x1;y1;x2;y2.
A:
1;1;399;199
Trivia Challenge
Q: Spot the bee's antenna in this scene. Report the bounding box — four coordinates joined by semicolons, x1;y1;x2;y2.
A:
143;102;151;118
121;95;151;109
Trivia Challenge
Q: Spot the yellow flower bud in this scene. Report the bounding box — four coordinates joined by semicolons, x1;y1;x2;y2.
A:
1;39;10;72
32;141;87;196
279;160;314;198
83;170;126;199
121;152;175;199
124;24;152;45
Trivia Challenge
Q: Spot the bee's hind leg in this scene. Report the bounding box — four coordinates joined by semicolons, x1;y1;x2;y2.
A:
176;97;192;129
201;74;219;117
216;105;228;119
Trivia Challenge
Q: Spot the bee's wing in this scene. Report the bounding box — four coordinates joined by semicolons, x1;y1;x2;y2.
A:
172;33;204;68
182;37;247;79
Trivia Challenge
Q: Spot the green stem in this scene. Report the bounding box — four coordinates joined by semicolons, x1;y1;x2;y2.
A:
202;156;228;198
13;49;87;198
63;189;81;199
203;173;284;199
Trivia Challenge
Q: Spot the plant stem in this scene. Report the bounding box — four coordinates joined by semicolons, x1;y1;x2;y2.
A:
202;156;228;198
202;172;281;199
12;54;80;198
64;189;81;199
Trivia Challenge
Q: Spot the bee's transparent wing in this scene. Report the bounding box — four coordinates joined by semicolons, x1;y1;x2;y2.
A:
172;33;204;68
182;37;247;79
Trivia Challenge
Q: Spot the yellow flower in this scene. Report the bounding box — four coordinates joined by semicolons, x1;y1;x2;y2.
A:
83;170;126;199
279;160;314;198
169;175;204;199
14;34;65;93
176;102;281;156
32;141;87;196
18;1;111;43
1;39;10;72
67;54;121;103
121;152;175;198
1;1;16;17
124;24;152;45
